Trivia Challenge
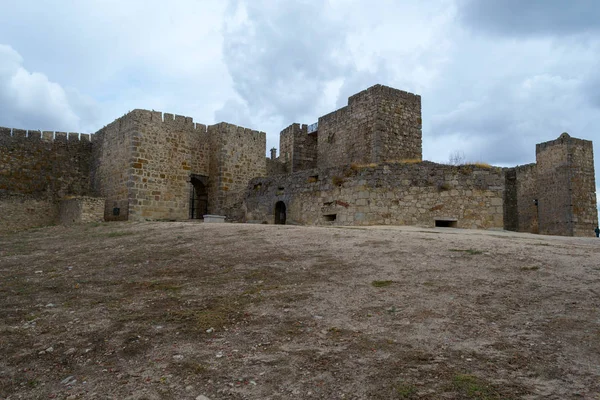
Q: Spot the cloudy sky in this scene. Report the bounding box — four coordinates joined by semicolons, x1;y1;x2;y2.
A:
1;0;600;201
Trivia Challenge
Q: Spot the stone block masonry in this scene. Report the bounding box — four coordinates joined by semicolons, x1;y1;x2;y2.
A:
91;110;265;222
207;122;266;221
503;163;538;233
536;133;597;236
0;127;93;198
1;84;595;236
316;85;422;169
246;161;504;229
59;196;105;225
0;127;94;233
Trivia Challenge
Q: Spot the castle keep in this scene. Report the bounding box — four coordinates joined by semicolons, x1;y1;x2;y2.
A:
0;84;597;236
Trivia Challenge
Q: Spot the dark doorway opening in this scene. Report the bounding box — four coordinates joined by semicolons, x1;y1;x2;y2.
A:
190;175;208;219
274;201;286;225
435;219;458;228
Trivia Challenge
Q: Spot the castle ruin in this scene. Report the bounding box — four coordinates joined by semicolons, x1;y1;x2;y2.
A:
0;84;597;236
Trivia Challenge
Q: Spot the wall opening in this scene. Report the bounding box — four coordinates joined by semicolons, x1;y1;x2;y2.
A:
323;214;337;222
190;175;208;219
435;219;458;228
274;201;286;225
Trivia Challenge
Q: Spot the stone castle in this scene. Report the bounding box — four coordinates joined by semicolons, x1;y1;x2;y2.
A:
0;84;597;236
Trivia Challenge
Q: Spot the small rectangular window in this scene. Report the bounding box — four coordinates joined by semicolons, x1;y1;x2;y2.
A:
323;214;337;222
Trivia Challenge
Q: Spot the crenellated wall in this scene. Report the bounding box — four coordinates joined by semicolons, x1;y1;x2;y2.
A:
0;127;93;198
246;162;504;229
118;110;209;221
1;85;595;236
207;122;266;220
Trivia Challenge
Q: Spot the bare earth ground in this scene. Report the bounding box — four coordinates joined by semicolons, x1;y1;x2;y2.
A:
1;222;599;400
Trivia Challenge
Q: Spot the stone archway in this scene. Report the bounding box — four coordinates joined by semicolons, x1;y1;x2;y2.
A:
190;175;208;219
274;201;286;225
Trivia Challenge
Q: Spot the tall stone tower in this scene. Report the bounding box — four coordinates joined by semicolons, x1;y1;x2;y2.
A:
536;133;598;236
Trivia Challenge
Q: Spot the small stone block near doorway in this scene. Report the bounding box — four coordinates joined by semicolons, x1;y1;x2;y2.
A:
59;197;105;225
203;215;226;223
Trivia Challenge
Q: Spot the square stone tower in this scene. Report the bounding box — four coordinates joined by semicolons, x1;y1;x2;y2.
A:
316;84;422;169
536;133;598;236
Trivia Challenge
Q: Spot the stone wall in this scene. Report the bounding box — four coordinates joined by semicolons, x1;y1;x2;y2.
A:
91;115;136;221
91;110;210;221
59;196;105;225
316;85;421;169
246;161;504;229
0;127;93;198
266;157;287;176
536;133;597;236
279;123;318;172
0;192;58;234
207;122;266;220
568;138;598;236
503;163;538;233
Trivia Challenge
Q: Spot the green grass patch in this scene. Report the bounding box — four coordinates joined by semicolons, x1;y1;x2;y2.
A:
372;280;394;287
452;374;502;399
394;382;418;399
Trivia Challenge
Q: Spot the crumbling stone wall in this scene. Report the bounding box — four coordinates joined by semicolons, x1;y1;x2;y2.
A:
266;157;287;176
246;162;504;229
207;122;266;220
59;196;105;225
536;133;597;236
503;163;538;233
317;85;422;169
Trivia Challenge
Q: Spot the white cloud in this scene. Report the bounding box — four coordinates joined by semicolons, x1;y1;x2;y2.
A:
0;45;98;132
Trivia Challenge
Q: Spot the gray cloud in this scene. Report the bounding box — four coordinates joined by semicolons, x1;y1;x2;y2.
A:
429;73;600;165
221;0;352;124
458;0;600;37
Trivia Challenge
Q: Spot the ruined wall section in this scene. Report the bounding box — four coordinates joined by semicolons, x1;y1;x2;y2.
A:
266;158;287;176
246;162;504;229
207;122;266;220
0;127;93;198
316;85;422;169
503;164;538;233
279;123;318;172
59;196;105;225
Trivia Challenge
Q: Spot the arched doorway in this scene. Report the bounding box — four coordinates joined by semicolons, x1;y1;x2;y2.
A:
190;175;208;219
274;201;286;225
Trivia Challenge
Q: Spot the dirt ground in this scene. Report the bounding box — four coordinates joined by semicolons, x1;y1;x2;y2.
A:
1;221;599;400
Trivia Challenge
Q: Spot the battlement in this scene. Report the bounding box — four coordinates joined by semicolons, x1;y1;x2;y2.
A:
209;121;265;138
348;84;421;106
536;132;593;154
0;126;92;143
